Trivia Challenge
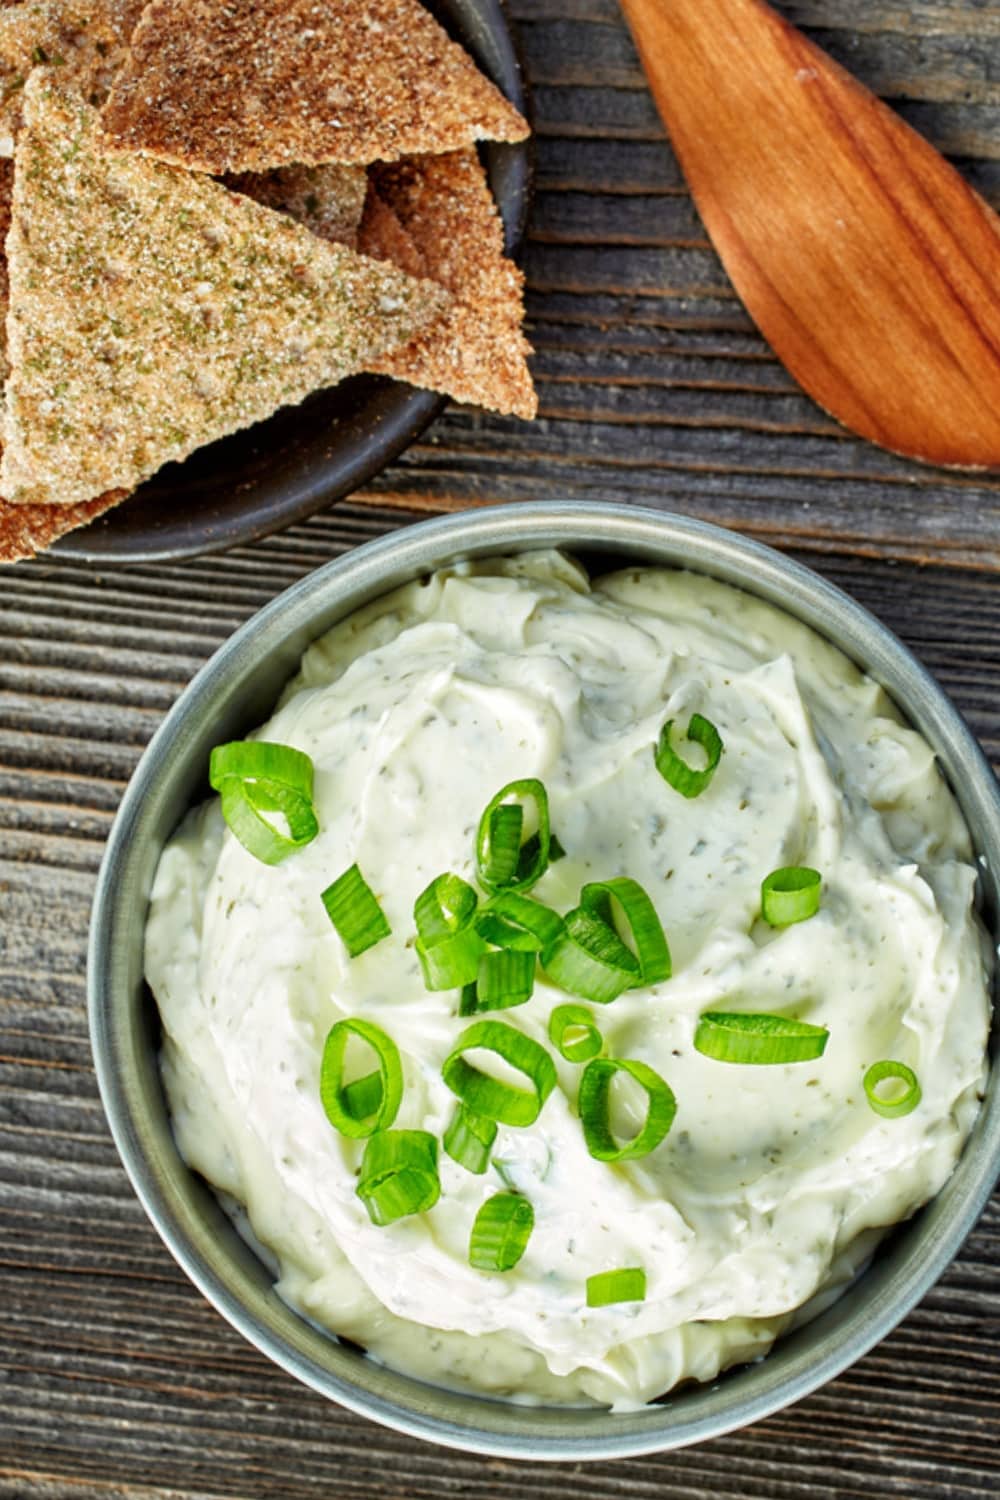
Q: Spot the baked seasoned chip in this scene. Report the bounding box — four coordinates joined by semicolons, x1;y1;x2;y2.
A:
2;75;450;507
360;150;536;420
226;163;368;250
100;0;529;174
0;484;130;563
0;0;143;148
358;186;427;280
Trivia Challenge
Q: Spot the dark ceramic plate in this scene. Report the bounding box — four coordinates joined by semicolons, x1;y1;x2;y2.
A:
51;0;531;563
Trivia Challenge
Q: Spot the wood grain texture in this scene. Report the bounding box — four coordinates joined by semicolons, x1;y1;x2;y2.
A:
4;1;1000;1495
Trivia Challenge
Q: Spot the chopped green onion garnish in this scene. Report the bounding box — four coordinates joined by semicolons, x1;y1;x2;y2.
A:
476;779;551;894
460;949;536;1014
474;891;564;953
319;1018;403;1139
542;906;640;1005
586;1267;647;1307
548;833;568;862
579;1057;677;1161
548;1003;603;1063
414;872;478;943
654;713;723;798
761;866;822;926
443;1104;497;1173
416;926;486;991
469;1192;534;1272
580;877;672;985
321;863;391;957
356;1130;440;1226
694;1011;829;1064
443;1019;557;1127
210;740;319;864
863;1060;922;1119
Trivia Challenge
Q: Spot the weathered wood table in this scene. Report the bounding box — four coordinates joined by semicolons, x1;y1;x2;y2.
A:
3;2;999;1495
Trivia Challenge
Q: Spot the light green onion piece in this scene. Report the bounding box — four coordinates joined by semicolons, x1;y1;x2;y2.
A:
863;1060;922;1119
654;713;723;798
210;740;319;864
460;949;537;1016
414;872;478;944
321;863;391;957
319;1018;403;1139
469;1192;534;1272
416;926;486;991
475;891;565;953
579;1057;677;1162
694;1011;829;1064
586;1267;647;1307
542;906;640;1005
580;877;672;985
761;866;822;926
356;1130;440;1226
443;1019;557;1127
476;779;551;894
443;1104;497;1173
548;1003;603;1063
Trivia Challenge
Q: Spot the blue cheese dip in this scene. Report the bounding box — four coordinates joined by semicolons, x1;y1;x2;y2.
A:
144;552;992;1409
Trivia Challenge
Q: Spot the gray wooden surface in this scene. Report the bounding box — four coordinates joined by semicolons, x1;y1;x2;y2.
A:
3;0;1000;1495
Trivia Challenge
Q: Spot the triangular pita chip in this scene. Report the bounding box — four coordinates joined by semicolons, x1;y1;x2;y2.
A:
226;163;368;251
359;150;536;419
100;0;529;174
0;486;130;563
358;187;427;280
2;74;450;507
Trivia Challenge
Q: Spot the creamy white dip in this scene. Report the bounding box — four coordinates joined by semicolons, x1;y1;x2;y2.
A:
145;552;992;1409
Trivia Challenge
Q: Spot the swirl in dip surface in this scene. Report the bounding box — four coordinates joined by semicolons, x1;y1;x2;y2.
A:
144;552;992;1409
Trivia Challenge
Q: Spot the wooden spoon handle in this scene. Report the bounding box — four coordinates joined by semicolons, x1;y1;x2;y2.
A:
619;0;1000;469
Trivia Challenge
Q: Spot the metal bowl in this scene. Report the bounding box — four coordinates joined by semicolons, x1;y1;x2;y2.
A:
88;502;1000;1459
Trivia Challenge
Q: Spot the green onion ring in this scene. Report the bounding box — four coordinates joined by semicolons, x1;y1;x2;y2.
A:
414;872;478;944
580;877;672;985
548;1003;603;1063
320;1018;403;1139
476;779;551;894
863;1060;922;1119
443;1019;557;1127
211;738;319;865
761;866;822;927
320;864;391;958
654;713;723;798
443;1105;497;1173
586;1267;647;1307
694;1011;829;1064
469;1192;534;1272
356;1130;440;1226
578;1057;677;1161
474;891;565;953
459;949;537;1015
416;926;486;991
542;906;640;1005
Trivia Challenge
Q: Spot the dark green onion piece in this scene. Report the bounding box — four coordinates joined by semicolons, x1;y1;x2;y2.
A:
443;1019;557;1126
694;1011;829;1064
443;1105;497;1173
414;872;478;944
654;713;723;798
586;1267;647;1307
761;866;822;927
542;906;640;1005
320;1018;403;1139
579;1057;677;1161
548;833;568;862
580;877;672;985
321;863;391;958
416;926;486;991
863;1060;922;1119
476;778;551;894
460;949;537;1015
356;1130;440;1226
548;1003;603;1063
469;1192;534;1272
211;740;319;864
474;891;564;953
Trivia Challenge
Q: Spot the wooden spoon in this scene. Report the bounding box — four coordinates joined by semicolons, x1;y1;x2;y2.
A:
618;0;1000;469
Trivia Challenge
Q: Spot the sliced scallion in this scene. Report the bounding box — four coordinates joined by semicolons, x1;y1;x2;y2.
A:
542;906;640;1005
476;779;551;894
460;949;537;1015
443;1104;497;1173
863;1060;922;1119
578;1057;677;1161
469;1192;534;1272
761;866;822;927
414;872;478;944
474;891;564;953
548;1003;603;1063
416;926;486;991
654;713;723;798
356;1129;440;1225
586;1267;647;1307
580;877;671;985
443;1019;557;1127
694;1011;829;1064
319;1018;402;1139
321;864;391;957
211;740;319;864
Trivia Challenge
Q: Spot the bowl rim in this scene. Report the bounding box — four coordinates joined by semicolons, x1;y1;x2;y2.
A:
88;500;1000;1459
